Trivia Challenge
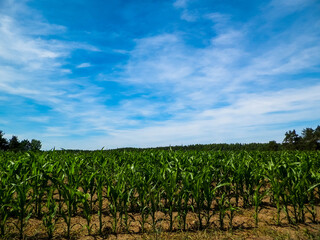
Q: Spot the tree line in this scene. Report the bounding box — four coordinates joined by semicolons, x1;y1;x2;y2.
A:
283;126;320;150
149;126;320;151
0;130;41;152
1;126;319;152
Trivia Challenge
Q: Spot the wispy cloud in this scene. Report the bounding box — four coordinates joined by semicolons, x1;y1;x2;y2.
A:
93;0;320;148
173;0;189;9
26;116;50;123
76;62;91;68
0;0;106;143
268;0;317;16
0;0;319;149
85;84;320;149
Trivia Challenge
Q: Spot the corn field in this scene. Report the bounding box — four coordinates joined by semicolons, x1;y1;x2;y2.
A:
0;150;319;239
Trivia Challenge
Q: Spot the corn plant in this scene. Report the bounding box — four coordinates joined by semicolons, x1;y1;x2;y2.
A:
117;164;134;233
12;174;34;240
307;182;320;223
191;172;205;229
0;148;319;238
0;175;14;236
176;171;192;231
266;156;285;225
30;153;50;219
42;189;58;240
134;167;154;233
253;182;267;227
54;176;83;239
96;171;105;235
80;171;96;210
79;192;92;235
216;192;227;230
106;171;126;233
161;162;179;231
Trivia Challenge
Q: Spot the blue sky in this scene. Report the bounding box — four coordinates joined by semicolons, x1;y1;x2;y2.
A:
0;0;319;150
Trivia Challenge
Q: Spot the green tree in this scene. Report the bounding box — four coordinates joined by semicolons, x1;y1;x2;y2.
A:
314;125;320;150
268;140;279;151
30;139;42;151
0;131;8;151
301;128;316;150
8;135;20;152
283;130;301;150
20;139;31;151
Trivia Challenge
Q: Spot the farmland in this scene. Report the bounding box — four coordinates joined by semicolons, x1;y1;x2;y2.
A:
0;150;319;239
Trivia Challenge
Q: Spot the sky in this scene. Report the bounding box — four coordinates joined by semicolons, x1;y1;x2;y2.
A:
0;0;319;150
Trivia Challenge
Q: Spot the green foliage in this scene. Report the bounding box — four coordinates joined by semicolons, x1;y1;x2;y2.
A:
283;126;320;150
8;136;20;152
0;130;41;152
30;139;42;151
0;149;319;238
0;131;8;151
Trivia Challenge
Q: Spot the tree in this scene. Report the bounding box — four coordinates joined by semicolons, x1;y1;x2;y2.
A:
301;127;317;150
314;125;320;150
283;130;301;150
0;131;8;151
20;139;31;151
8;135;20;152
30;139;42;151
268;140;279;151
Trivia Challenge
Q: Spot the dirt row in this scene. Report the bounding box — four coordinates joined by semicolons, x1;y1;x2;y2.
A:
3;202;320;240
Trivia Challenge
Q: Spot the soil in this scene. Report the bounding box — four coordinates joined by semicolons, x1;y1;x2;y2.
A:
2;200;320;240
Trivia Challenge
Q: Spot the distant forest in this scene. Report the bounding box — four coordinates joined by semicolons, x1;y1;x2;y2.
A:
124;126;320;151
0;126;319;152
0;131;41;152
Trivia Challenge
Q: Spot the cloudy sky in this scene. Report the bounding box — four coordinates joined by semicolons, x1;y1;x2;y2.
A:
0;0;319;150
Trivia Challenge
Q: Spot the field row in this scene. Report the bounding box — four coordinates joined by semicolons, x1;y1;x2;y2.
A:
0;150;319;239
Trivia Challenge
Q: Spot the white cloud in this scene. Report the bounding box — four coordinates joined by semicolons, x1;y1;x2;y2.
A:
0;1;99;100
0;0;110;146
82;2;319;149
26;116;50;123
76;62;91;68
0;15;63;68
262;0;320;24
173;0;189;8
1;0;319;150
211;30;243;46
205;12;231;31
65;83;320;150
269;0;316;14
181;9;198;22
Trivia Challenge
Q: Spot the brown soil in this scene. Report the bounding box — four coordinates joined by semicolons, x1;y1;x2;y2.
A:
2;202;320;240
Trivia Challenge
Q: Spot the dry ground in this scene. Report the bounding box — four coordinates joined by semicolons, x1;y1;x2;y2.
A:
2;202;320;240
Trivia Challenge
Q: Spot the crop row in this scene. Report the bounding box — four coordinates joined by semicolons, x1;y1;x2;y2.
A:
0;150;319;239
